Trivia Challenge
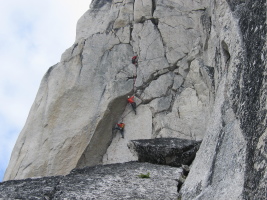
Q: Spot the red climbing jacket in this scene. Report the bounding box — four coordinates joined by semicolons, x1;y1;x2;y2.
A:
132;56;138;64
127;96;135;104
117;123;125;129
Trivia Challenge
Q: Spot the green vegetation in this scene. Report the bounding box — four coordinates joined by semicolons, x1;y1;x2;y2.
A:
138;172;150;178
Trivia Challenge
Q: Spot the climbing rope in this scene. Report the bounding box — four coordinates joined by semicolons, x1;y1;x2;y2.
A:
133;67;137;93
133;61;138;93
114;56;139;126
120;103;140;122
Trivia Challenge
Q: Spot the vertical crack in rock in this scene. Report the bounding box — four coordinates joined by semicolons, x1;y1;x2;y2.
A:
201;10;211;50
100;85;107;100
165;93;176;114
214;46;222;90
71;43;79;56
221;40;231;68
206;101;228;186
129;22;133;42
150;0;158;26
78;54;84;77
151;0;156;15
78;40;86;77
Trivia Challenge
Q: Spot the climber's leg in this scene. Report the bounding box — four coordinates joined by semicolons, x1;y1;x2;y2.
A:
131;102;137;115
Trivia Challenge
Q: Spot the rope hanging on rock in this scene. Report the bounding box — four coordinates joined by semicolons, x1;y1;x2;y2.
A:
116;56;139;123
132;56;138;93
120;103;140;122
133;66;137;93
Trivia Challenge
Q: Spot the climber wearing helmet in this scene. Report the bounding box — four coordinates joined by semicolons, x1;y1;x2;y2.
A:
127;96;137;115
113;123;125;138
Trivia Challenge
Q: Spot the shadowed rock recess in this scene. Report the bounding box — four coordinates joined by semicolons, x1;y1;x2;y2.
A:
1;0;266;199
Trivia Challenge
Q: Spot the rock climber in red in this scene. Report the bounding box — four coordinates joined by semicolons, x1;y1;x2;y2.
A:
113;123;125;138
132;56;138;66
127;96;137;115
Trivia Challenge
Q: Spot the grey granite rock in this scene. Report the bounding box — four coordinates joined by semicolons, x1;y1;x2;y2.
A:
180;0;267;199
3;0;267;199
128;138;201;167
4;0;213;180
233;0;266;199
0;162;182;200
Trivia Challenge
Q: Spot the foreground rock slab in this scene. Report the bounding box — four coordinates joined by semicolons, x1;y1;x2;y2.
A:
0;162;182;199
128;138;201;167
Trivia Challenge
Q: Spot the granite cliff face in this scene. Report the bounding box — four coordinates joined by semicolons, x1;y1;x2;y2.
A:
3;0;266;199
4;0;213;180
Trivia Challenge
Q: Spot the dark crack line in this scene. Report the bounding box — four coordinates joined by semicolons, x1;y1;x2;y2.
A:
78;40;86;77
71;43;79;56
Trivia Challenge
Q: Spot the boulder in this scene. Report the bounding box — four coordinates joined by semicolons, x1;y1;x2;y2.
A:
128;138;201;167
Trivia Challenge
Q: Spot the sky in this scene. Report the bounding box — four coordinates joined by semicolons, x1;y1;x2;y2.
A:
0;0;92;181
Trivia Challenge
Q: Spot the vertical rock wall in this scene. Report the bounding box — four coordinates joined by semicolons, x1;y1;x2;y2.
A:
180;0;266;199
3;2;266;199
4;1;135;180
5;0;214;180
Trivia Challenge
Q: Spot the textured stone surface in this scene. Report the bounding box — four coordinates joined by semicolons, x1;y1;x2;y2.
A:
153;0;208;64
180;78;247;200
4;0;267;199
133;0;153;23
128;138;201;167
103;105;153;164
180;0;267;199
5;0;214;181
234;1;266;199
0;162;182;200
142;72;174;102
4;37;135;180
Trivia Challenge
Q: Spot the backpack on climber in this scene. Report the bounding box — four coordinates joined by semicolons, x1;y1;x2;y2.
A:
113;123;125;138
127;96;137;115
